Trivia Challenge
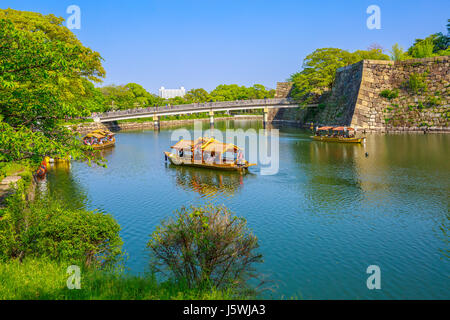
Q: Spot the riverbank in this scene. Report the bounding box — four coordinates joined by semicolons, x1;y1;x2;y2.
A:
0;162;35;213
70;115;263;135
270;119;450;133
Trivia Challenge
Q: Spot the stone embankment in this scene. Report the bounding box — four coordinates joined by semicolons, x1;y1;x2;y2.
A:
270;56;450;133
0;172;35;212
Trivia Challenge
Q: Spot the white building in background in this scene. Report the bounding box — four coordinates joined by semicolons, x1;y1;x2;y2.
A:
158;86;186;99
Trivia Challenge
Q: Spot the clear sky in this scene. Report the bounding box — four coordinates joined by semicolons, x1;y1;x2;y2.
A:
1;0;449;93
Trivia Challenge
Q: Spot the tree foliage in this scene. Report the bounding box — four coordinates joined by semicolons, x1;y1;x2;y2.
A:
97;83;275;111
0;9;105;163
147;204;263;290
407;33;450;58
0;189;123;268
290;48;389;103
390;43;409;61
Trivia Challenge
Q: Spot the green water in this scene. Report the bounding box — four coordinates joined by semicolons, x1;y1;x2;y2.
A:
45;120;449;299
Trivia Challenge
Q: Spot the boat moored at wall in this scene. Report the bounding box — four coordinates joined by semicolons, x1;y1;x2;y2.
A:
311;126;366;143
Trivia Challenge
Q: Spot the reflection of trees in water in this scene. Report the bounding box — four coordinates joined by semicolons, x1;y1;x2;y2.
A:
95;148;115;159
172;165;250;199
41;162;88;210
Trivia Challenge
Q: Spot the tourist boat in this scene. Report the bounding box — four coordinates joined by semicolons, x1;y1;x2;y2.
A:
311;126;366;143
164;137;256;172
83;129;116;149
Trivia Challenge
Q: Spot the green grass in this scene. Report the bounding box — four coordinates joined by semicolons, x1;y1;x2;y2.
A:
379;89;399;100
0;161;33;181
0;258;245;300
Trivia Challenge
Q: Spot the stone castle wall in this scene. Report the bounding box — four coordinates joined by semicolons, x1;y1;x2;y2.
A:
271;56;450;132
351;57;449;131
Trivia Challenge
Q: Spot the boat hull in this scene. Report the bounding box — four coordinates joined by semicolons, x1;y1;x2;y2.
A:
90;139;116;149
164;152;255;172
311;136;365;143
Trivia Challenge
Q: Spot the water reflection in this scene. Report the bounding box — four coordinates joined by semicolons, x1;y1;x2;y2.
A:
40;161;88;210
169;165;253;199
96;147;115;159
287;134;365;216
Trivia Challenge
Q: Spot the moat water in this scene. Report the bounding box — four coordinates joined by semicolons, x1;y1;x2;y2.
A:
45;120;449;299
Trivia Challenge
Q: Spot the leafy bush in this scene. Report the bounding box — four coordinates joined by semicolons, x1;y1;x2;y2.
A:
379;89;399;100
426;95;441;107
147;204;263;291
0;191;123;268
405;72;428;94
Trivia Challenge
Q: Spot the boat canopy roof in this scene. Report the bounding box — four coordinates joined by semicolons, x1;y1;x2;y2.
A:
333;126;355;131
171;137;239;154
171;139;194;150
317;126;333;130
92;129;114;135
84;129;115;139
84;133;105;139
202;139;239;154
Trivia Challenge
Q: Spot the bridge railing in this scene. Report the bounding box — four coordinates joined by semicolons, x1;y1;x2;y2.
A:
94;98;298;120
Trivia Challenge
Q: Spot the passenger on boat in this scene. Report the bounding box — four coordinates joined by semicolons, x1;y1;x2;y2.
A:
205;154;214;164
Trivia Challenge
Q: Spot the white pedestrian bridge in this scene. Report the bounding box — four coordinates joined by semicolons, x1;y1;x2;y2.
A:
92;98;317;124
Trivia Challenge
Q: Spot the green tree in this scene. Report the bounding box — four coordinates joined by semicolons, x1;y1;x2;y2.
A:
290;48;389;103
390;43;410;61
407;32;449;58
183;88;212;103
209;84;274;102
99;85;134;110
352;48;390;61
408;36;437;58
0;10;105;164
290;48;354;102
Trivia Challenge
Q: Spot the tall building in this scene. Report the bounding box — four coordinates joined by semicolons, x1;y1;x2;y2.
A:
158;86;186;99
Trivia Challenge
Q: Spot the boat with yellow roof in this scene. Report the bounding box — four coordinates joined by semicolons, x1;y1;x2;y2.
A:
83;129;116;149
164;137;256;172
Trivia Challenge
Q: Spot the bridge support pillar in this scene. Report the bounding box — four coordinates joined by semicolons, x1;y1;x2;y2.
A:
209;110;214;128
153;115;160;131
263;107;269;128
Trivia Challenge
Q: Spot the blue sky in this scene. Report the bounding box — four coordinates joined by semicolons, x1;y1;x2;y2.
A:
1;0;449;93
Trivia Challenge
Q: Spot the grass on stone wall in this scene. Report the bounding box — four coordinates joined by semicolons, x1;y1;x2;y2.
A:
379;89;399;100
